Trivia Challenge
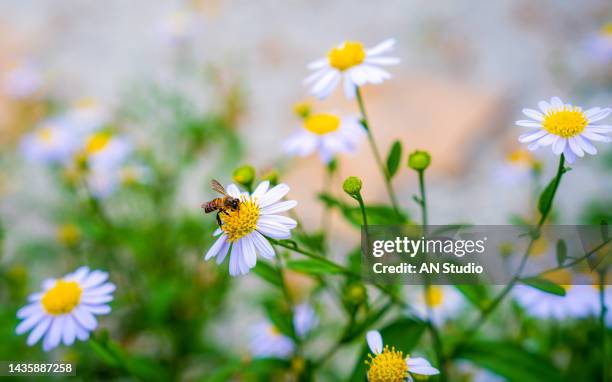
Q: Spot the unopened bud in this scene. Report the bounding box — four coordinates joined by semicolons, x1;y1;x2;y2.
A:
232;165;256;187
408;150;431;171
342;176;362;197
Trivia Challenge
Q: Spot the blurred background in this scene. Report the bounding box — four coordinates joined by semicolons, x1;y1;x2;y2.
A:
1;0;611;381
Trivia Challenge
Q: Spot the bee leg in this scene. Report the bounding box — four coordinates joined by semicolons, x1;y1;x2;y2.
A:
216;212;223;227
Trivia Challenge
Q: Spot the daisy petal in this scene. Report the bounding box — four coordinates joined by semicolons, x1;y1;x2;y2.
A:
568;137;584;157
522;108;543;121
62;315;76;346
260;200;298;215
205;234;228;261
518;130;548;143
258;184;290;208
367;38;396;56
27;317;51;346
249;231;275;259
552;137;567;154
73;306;97;331
252;181;270;199
516;120;542;128
16;309;45;334
43;316;63;351
366;330;383;354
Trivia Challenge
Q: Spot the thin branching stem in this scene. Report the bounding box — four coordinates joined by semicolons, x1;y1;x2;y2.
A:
355;87;401;217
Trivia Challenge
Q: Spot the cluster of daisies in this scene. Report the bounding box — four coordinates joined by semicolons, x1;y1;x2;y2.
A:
284;38;399;164
20;98;149;198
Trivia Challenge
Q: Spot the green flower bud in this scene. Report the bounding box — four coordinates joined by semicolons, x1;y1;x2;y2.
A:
408;150;431;171
232;165;255;187
342;176;362;197
260;169;279;186
343;282;367;306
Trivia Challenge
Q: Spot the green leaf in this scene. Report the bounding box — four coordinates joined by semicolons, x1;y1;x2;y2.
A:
458;341;565;382
556;239;567;266
520;277;566;296
252;261;282;287
455;284;490;309
349;318;425;381
286;259;345;275
537;177;558;216
386;140;402;178
318;193;409;226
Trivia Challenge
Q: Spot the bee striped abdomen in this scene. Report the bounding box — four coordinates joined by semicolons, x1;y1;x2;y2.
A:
203;199;222;213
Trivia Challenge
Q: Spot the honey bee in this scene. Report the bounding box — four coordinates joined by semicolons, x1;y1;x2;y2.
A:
202;179;241;226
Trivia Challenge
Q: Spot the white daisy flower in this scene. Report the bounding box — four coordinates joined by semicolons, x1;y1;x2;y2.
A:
16;266;115;352
2;61;42;99
512;270;599;320
493;149;540;186
284;113;366;163
20;119;79;164
516;97;612;163
249;322;295;359
293;303;318;338
585;23;612;64
158;9;199;45
204;181;298;276
411;286;464;326
66;98;111;134
82;131;132;170
304;39;399;99
365;330;439;382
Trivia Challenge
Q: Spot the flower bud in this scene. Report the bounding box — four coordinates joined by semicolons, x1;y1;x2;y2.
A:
408;150;431;171
260;169;279;186
293;101;312;119
344;282;367;306
232;165;256;187
342;176;362;197
56;223;81;247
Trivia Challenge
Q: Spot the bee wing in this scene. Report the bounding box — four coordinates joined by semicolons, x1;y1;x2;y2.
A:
210;179;229;196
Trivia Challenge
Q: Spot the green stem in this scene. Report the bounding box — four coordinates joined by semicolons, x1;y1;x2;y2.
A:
416;169;446;380
269;239;407;308
451;154;567;357
417;170;428;227
599;269;608;381
355;193;369;238
355;87;401;217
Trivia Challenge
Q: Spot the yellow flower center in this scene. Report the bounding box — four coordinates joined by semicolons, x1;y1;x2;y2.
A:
328;41;366;71
56;224;81;247
75;97;98;109
220;197;260;242
366;345;408;382
542;108;588;138
41;280;82;315
425;286;444;308
304;114;341;135
602;23;612;37
36;127;54;144
85;132;112;154
267;325;281;337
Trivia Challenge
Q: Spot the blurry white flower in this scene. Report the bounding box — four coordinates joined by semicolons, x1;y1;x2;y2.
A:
513;270;599;320
119;164;152;186
83;131;131;170
249;322;295;359
516;97;612;163
204;181;297;277
158;9;199;44
411;286;464;326
365;330;439;382
284;113;366;163
20;119;78;164
293;303;318;338
493;149;539;186
16;266;115;351
2;61;42;99
585;23;612;64
304;39;399;99
66;98;111;134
